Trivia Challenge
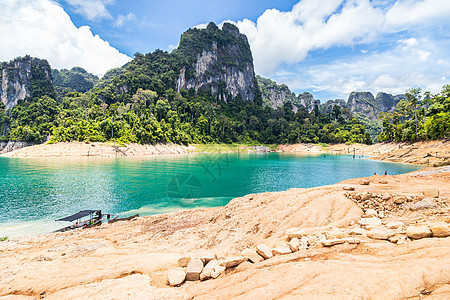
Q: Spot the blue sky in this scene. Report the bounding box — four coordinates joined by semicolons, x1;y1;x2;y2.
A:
1;0;450;101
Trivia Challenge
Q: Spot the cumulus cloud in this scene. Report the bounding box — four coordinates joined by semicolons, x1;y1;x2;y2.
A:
62;0;113;20
219;0;450;98
281;37;450;98
115;13;136;27
233;0;385;74
0;0;132;75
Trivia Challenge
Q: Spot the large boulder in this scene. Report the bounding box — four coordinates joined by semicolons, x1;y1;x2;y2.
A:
242;248;264;263
256;244;273;259
219;256;247;268
286;228;306;239
186;258;204;281
367;226;395;240
322;239;346;247
200;259;221;281
167;268;186;286
422;188;439;198
429;223;450;237
406;226;432;240
358;217;382;229
177;257;191;268
272;245;292;256
363;209;378;218
288;238;300;252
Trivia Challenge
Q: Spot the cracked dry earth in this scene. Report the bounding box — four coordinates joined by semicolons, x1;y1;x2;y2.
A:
1;167;449;299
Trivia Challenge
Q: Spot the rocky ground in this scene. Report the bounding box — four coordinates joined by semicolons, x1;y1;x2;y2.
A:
0;163;449;299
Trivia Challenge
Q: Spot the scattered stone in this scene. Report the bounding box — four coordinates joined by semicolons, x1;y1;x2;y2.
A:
324;228;346;240
385;221;404;230
186;258;203;281
211;266;226;279
364;209;378;218
381;193;391;201
361;192;372;201
393;196;406;204
429;222;450;237
256;244;273;259
200;259;218;281
200;254;217;265
388;235;402;244
322;239;346;247
397;236;408;245
345;238;360;244
177;257;191;268
406;226;432;240
367;226;395;240
379;180;388;184
219;256;247;268
241;248;264;263
360;179;370;185
272;244;292;256
286;228;305;239
409;198;439;211
343;186;355;191
358;217;382;229
422;187;439;198
167;268;186;286
349;227;367;236
300;236;309;249
288;238;300;252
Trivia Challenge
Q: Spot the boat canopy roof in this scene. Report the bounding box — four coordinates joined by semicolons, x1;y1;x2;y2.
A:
56;210;98;222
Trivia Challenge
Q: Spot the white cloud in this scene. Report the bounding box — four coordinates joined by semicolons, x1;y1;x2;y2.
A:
233;0;385;74
115;13;136;27
385;0;450;30
216;0;450;98
281;37;449;98
0;0;132;75
63;0;113;21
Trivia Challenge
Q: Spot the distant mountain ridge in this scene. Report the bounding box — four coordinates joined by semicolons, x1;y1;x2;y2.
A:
257;75;404;139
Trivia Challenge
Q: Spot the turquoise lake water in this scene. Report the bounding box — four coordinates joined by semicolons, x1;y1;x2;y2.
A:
0;153;422;237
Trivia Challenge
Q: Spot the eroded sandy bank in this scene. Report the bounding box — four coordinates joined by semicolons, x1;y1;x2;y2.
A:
279;140;450;166
0;142;196;158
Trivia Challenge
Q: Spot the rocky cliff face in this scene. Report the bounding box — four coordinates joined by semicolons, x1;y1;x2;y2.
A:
347;92;378;119
257;75;297;109
0;56;53;110
257;76;319;112
175;23;258;102
375;92;403;113
298;92;320;112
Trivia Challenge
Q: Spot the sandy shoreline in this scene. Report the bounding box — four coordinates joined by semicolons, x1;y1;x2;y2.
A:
0;142;196;158
279;140;450;166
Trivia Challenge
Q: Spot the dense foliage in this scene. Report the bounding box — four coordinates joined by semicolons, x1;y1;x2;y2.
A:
52;67;99;99
379;85;450;141
0;87;371;145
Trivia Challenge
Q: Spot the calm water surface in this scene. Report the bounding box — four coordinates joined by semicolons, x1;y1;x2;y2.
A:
0;153;422;236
